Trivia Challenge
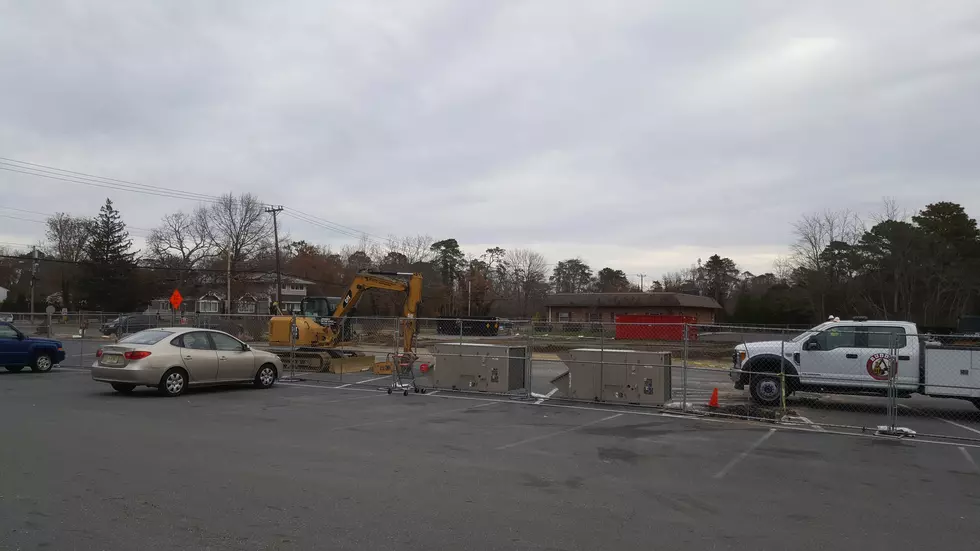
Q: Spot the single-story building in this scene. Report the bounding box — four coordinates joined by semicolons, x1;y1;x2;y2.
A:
544;292;723;324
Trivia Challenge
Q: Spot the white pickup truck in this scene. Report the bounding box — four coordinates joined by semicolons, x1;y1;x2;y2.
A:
731;318;980;410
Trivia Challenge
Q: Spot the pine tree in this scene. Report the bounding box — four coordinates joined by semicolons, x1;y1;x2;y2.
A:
80;199;138;311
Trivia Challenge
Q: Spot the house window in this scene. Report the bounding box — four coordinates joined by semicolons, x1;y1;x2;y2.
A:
558;312;570;322
283;302;301;313
199;299;219;313
238;301;256;314
588;313;601;323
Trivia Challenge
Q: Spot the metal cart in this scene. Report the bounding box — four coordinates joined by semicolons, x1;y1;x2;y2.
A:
385;352;427;395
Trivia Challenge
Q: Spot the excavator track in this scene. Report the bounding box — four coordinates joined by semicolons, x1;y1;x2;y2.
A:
267;347;376;374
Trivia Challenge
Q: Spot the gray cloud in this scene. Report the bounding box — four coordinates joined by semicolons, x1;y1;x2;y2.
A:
2;0;980;277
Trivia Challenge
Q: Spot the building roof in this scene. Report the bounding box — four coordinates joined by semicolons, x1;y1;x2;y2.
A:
544;292;722;310
246;273;317;286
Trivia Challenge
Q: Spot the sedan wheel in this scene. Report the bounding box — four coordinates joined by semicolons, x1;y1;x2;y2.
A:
159;368;187;397
254;364;277;389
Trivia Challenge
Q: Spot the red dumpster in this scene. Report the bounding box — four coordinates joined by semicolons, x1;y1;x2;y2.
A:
615;315;698;341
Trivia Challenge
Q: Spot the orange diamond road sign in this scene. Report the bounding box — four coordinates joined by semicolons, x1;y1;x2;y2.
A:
169;289;183;310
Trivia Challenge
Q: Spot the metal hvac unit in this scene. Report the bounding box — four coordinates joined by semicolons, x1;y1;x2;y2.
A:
429;343;528;393
554;348;672;405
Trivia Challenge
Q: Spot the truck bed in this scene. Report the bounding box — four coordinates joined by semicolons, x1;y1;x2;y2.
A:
923;344;980;398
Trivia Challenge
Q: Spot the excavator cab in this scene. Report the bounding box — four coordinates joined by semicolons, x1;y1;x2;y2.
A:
299;296;356;341
299;297;341;321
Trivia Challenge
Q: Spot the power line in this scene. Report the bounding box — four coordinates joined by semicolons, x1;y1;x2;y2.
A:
0;207;152;232
281;210;373;242
0;206;52;218
0;158;222;202
0;164;220;204
285;207;393;245
0;253;321;282
0;213;46;224
1;157;385;244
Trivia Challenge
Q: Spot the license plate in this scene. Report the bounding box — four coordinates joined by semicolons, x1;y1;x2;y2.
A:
100;355;124;367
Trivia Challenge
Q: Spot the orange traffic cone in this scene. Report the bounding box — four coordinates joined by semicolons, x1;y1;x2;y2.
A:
708;388;719;408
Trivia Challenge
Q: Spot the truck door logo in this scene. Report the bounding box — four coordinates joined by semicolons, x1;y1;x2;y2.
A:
867;353;895;381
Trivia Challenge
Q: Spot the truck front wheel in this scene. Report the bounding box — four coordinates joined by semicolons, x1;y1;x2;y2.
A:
750;374;783;407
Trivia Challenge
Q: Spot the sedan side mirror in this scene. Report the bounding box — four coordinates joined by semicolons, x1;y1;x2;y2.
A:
242;343;250;351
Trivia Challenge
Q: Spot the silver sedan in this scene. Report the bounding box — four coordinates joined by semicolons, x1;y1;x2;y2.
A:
91;327;283;397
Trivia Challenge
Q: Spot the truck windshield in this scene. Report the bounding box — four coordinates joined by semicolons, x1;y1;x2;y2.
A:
789;322;834;342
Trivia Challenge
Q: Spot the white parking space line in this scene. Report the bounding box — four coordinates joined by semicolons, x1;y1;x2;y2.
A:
898;404;980;437
533;388;559;404
496;413;622;450
959;447;980;473
784;414;825;432
337;375;390;388
327;400;498;432
713;428;776;479
317;394;389;405
275;381;980;449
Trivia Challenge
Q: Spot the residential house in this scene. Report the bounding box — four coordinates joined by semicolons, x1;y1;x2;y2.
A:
544;292;723;324
146;275;317;316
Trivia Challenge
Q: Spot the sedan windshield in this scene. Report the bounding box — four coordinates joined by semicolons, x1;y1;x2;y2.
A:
118;329;173;345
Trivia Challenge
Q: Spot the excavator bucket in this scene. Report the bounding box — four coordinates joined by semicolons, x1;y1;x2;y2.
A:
373;360;393;375
326;355;376;374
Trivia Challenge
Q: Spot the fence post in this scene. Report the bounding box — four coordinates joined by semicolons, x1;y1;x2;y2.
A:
888;332;898;433
682;323;689;412
289;314;297;381
526;320;534;398
780;338;787;416
458;317;464;386
394;316;401;381
599;321;605;403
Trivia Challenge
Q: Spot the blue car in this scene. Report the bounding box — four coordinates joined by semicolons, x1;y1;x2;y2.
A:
0;322;66;373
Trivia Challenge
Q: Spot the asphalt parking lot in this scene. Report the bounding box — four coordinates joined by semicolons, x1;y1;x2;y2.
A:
56;338;980;442
3;366;980;550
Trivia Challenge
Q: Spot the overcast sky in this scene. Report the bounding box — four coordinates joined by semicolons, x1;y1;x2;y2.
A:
2;1;979;282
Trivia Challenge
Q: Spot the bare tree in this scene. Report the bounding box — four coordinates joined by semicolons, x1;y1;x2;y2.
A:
204;193;274;263
395;234;435;264
790;209;863;319
660;271;687;292
504;248;548;317
791;209;863;272
870;197;910;224
147;209;214;269
44;213;93;308
45;213;91;262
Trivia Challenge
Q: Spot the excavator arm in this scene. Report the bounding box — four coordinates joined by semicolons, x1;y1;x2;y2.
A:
327;272;423;351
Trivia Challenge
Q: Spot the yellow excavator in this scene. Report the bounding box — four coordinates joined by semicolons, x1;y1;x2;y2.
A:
267;272;423;375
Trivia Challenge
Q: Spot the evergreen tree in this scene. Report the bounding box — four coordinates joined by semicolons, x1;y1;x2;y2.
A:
80;199;138;311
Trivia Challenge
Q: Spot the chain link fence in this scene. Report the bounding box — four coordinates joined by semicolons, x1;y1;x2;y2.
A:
6;310;980;442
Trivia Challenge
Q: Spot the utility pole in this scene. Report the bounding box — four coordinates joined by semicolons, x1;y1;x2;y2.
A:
226;247;232;314
30;247;38;322
265;205;284;308
467;280;472;316
636;273;647;292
